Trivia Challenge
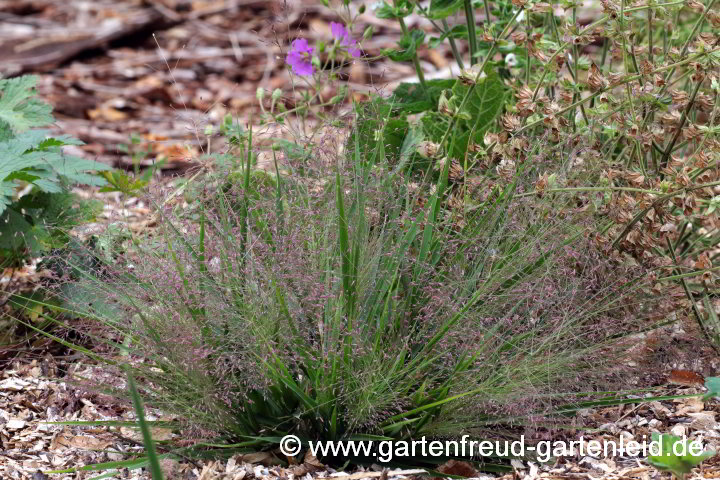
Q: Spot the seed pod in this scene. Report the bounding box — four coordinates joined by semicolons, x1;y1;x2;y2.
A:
416;141;440;159
587;63;609;91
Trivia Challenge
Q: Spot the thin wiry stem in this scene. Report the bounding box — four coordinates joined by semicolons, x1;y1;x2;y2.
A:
464;0;478;65
659;79;702;170
442;19;465;70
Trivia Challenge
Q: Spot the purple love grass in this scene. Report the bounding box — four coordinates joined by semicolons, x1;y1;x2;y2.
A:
330;21;362;58
286;38;314;76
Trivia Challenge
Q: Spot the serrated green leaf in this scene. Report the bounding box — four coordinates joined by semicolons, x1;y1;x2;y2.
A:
427;0;464;19
0;76;53;135
374;0;414;18
419;69;507;159
0;181;14;216
0;76;106;263
390;79;456;114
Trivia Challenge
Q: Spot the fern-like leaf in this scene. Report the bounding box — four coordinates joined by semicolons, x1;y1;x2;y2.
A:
0;76;53;138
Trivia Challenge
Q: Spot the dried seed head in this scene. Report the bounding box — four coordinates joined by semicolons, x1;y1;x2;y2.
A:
686;0;705;13
448;160;465;182
708;12;720;27
588;63;610;91
458;65;487;86
535;173;549;197
516;85;536;116
683;124;703;141
511;31;527;44
696;92;715;111
640;59;654;75
416;141;440;159
608;72;625;86
670;89;689;105
501;113;523;132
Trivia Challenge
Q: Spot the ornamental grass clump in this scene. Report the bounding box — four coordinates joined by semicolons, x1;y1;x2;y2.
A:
41;111;668;466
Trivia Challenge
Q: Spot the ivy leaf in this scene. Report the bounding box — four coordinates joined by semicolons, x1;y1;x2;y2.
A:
648;433;715;480
383;30;425;62
427;0;464;19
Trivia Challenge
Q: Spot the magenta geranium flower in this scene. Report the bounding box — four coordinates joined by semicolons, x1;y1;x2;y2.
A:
330;22;362;58
286;38;314;76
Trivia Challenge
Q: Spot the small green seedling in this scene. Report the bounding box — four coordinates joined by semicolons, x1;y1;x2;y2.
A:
648;433;715;479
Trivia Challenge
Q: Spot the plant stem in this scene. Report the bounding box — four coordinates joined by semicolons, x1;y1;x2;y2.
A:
519;46;720;134
532;15;611;100
442;19;465;69
659;79;702;169
438;8;525;150
464;0;478;65
397;16;428;92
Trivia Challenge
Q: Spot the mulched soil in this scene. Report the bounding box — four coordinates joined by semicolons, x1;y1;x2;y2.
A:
0;0;446;172
3;356;720;480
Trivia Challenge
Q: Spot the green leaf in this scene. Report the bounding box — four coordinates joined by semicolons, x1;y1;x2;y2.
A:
383;30;425;62
0;132;109;216
374;0;414;19
0;76;53;136
648;433;715;480
427;0;464;19
349;97;409;164
420;68;507;159
127;373;165;480
390;79;456;114
0;181;14;214
704;377;720;400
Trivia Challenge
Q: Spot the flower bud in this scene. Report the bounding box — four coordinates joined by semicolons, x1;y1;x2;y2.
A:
459;65;487;85
271;88;283;101
358;4;366;13
438;90;454;116
363;25;374;41
256;87;265;101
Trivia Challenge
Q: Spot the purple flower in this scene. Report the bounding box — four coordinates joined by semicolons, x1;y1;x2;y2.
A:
286;38;314;76
330;21;362;58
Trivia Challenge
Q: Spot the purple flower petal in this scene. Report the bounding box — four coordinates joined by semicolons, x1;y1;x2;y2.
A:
330;22;362;58
330;22;348;40
286;38;314;76
287;51;314;75
291;38;313;55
